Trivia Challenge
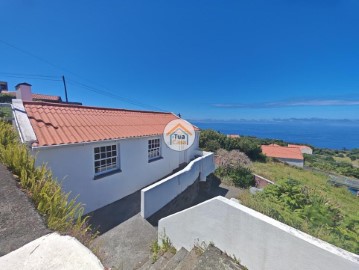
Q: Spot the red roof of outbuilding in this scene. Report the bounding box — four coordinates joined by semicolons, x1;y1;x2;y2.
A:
23;102;183;146
288;144;312;150
261;144;304;160
2;91;62;102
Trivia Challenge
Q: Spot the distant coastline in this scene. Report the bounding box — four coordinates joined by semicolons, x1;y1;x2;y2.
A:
191;119;359;150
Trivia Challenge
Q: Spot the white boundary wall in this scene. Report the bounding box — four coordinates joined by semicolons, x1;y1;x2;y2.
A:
158;196;359;270
141;151;215;218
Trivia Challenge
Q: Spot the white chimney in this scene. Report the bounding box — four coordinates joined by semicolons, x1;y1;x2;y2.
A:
16;82;33;101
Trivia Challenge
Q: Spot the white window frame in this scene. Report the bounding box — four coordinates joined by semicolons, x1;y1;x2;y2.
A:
94;143;119;177
148;138;161;162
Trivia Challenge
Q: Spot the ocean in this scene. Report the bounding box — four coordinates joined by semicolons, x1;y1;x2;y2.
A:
192;120;359;150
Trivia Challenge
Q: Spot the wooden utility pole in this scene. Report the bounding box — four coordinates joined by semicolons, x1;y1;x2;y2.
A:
62;75;69;103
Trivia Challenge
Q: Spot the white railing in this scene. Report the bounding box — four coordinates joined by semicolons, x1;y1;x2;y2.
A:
158;196;359;270
140;151;215;219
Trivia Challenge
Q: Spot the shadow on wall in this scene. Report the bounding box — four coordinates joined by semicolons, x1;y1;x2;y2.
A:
88;174;230;233
147;174;229;227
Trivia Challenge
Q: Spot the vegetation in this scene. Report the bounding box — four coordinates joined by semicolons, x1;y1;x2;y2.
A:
305;154;359;179
216;165;255;188
200;129;266;161
0;121;96;246
151;235;176;262
214;149;255;188
0;105;12;120
240;161;359;254
0;93;15;103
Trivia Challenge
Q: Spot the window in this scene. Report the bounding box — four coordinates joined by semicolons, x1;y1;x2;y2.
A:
94;144;118;175
148;138;161;161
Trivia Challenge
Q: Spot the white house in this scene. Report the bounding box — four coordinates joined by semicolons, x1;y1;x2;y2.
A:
12;83;211;214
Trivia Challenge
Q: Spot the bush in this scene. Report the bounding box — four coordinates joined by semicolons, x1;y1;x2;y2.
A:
200;129;266;161
0;121;96;246
216;149;252;168
216;164;255;188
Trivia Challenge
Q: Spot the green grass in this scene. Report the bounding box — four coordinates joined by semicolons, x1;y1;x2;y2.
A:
240;161;359;254
334;156;359;167
0;121;97;246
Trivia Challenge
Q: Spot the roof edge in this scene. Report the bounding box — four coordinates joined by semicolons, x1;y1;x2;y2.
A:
23;101;174;115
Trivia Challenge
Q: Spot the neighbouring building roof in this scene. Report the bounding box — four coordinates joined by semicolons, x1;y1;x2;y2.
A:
1;91;62;102
288;144;312;150
261;144;304;160
23;102;186;147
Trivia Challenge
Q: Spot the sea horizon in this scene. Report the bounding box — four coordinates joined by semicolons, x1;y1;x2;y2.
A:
191;119;359;150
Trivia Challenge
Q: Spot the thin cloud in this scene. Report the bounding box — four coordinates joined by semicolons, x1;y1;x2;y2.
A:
212;99;359;109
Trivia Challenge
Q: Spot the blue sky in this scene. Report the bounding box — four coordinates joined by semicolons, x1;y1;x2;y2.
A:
1;0;359;120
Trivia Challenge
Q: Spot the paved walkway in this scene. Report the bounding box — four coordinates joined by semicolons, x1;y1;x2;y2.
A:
91;214;157;270
0;164;50;256
88;174;242;269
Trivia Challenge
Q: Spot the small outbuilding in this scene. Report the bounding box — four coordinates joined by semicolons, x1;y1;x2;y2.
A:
261;144;304;168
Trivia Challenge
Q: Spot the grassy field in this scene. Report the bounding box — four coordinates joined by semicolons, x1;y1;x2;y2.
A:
251;161;358;219
240;161;359;254
333;156;359;167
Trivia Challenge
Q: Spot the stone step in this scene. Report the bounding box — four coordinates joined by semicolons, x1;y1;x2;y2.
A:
193;244;244;270
133;255;151;270
148;252;175;270
162;248;189;270
174;247;202;270
137;259;153;270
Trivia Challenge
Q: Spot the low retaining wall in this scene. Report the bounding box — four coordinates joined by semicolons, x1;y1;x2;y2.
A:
158;196;359;270
254;174;274;188
141;151;215;219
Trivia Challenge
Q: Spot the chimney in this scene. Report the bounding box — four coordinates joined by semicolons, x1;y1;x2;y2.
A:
0;81;8;92
15;82;32;101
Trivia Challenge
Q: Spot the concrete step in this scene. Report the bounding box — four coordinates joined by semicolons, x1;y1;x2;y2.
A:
174;247;202;270
193;244;244;270
148;252;174;270
137;259;153;270
91;214;157;270
133;255;151;270
162;248;189;270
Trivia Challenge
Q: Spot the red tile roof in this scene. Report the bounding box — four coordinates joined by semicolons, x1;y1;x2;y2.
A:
23;102;184;146
288;144;312;150
261;144;304;160
1;91;62;102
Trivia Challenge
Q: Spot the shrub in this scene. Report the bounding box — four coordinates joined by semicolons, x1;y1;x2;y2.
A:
0;121;96;246
216;164;255;188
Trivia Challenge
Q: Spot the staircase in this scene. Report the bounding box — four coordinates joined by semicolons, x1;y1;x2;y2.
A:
134;244;247;270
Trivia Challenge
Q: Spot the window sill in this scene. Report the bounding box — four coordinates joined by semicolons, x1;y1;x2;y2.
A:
148;157;163;163
93;168;122;180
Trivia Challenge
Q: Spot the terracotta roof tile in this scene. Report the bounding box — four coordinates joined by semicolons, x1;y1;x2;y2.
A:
1;91;61;102
23;102;189;147
288;144;312;150
261;145;304;160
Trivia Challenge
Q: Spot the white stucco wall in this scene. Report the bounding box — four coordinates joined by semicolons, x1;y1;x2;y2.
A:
158;196;359;270
277;157;304;168
32;132;200;214
141;150;215;218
